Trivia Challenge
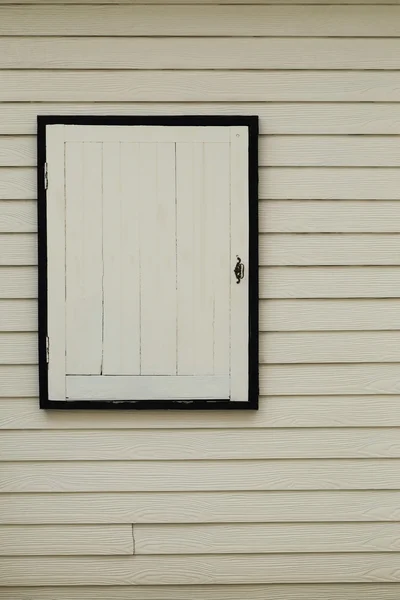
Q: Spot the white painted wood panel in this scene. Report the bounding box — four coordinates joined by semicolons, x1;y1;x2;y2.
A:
4;103;400;136
9;166;400;201
5;554;400;585
66;375;229;400
2;490;400;524
2;585;400;600
261;299;400;331
134;522;400;554
65;142;103;376
261;234;400;266
4;396;400;429
261;201;400;233
4;459;400;492
0;300;36;331
102;142;140;376
65;127;229;143
139;142;177;375
0;201;36;233
261;332;400;363
5;428;400;460
0;234;36;265
2;6;400;36
0;525;133;556
5;38;400;70
6;72;400;102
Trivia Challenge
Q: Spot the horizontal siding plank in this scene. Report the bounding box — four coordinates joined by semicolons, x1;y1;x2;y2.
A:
0;333;36;364
3;554;400;585
2;459;400;492
0;234;36;265
261;201;400;233
0;268;36;298
3;38;400;70
0;300;36;331
134;522;400;554
3;103;400;136
2;396;400;429
261;234;400;266
6;167;400;200
261;299;400;331
5;72;400;102
2;585;400;600
0;525;132;556
5;363;400;397
3;136;400;168
262;332;400;363
260;267;400;298
2;6;400;37
6;332;400;365
4;428;400;460
2;490;400;525
0;201;36;233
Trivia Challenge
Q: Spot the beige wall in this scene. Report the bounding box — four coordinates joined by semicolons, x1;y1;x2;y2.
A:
2;1;400;597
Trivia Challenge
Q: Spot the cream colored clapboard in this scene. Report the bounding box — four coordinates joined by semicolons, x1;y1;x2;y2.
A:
3;554;400;585
2;585;400;600
3;428;400;460
46;124;249;402
4;103;400;135
1;490;400;524
0;525;133;556
1;5;400;36
3;459;400;492
3;38;400;70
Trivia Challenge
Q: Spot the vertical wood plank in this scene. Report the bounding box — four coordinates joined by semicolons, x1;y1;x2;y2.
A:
230;127;249;401
140;142;177;375
206;142;231;376
102;142;141;375
46;124;66;400
65;142;103;376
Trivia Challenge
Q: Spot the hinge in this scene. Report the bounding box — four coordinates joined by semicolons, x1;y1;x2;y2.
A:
44;162;48;190
46;336;49;363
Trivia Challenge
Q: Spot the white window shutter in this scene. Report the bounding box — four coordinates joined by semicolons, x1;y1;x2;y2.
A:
40;120;258;408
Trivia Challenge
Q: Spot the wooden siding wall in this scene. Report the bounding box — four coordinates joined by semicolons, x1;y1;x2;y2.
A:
2;1;400;598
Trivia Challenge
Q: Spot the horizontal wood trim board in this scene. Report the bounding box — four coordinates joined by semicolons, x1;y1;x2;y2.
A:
4;428;400;460
0;525;133;556
8;331;400;365
8;363;400;396
4;136;400;168
3;554;400;585
6;200;400;235
4;299;400;333
4;103;400;136
3;459;400;492
2;6;400;36
3;396;400;429
5;72;400;102
3;39;400;70
9;266;400;300
6;167;400;201
134;522;400;554
2;585;400;600
2;490;400;525
9;233;400;266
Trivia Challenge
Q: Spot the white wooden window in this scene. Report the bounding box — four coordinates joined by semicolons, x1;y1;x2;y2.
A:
38;118;258;409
